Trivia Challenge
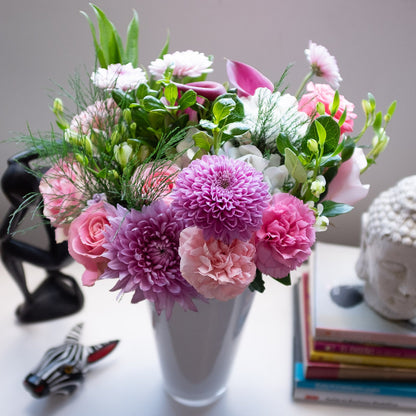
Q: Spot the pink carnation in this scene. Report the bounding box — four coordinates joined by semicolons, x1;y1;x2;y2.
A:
254;193;316;279
39;159;84;243
179;227;256;301
69;98;121;136
298;82;357;135
68;198;110;287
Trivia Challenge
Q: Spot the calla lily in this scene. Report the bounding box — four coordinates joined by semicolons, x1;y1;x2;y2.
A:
324;148;370;205
175;81;226;101
226;59;274;97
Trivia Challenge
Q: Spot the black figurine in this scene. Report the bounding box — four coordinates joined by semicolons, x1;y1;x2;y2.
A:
0;150;83;323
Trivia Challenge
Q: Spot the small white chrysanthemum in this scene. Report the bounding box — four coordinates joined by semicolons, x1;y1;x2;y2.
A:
91;63;147;91
242;88;309;151
305;41;342;89
148;50;213;80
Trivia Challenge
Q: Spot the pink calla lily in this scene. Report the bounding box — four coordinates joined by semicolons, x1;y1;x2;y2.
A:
324;148;370;205
175;81;226;101
226;59;274;97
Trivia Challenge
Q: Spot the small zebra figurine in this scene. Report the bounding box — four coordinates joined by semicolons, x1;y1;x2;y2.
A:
24;323;119;398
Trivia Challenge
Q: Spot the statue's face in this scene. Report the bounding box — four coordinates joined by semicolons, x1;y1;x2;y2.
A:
357;236;416;320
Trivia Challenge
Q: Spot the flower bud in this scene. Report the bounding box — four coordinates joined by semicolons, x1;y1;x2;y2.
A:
53;98;64;115
114;143;133;168
123;108;132;124
311;175;326;198
315;215;329;232
307;139;319;154
82;136;93;156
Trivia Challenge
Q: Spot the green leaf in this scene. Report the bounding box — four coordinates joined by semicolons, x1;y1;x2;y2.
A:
164;84;178;105
320;154;342;167
90;4;121;65
178;90;197;110
222;122;250;136
387;100;397;118
193;131;213;152
136;83;149;100
125;9;139;66
273;273;291;286
199;119;217;130
285;148;307;183
368;93;376;111
340;137;355;162
142;96;166;112
338;108;347;128
212;98;235;123
276;133;297;156
373;111;383;131
249;269;266;293
330;90;340;116
315;120;327;146
80;11;107;67
321;200;353;217
307;116;340;154
158;33;170;59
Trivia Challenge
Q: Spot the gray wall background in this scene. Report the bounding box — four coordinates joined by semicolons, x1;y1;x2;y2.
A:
0;0;414;247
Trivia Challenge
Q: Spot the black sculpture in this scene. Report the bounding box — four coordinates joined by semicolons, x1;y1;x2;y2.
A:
0;150;83;323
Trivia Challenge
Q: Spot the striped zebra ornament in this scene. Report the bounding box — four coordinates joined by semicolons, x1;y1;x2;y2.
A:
24;323;119;398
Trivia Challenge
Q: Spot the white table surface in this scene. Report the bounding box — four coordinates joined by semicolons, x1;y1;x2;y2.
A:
0;259;412;416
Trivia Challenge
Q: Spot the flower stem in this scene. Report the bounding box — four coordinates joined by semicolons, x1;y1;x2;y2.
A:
295;71;313;100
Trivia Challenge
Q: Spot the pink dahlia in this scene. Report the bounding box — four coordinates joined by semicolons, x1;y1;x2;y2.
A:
254;193;316;279
148;50;213;80
171;155;270;244
100;200;201;318
179;227;256;301
305;41;342;89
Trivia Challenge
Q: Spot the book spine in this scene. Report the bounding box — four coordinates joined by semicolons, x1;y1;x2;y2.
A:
293;387;416;411
309;347;416;369
313;339;416;359
295;363;416;398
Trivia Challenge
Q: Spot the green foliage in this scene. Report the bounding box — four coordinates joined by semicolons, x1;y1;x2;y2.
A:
321;200;353;217
81;4;139;68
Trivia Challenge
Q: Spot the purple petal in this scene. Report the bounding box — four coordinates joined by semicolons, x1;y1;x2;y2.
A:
226;59;274;97
176;81;226;101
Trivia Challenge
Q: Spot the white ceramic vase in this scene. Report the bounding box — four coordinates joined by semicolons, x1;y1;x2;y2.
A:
150;289;255;407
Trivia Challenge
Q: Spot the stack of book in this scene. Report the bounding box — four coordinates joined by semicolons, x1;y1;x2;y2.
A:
293;242;416;410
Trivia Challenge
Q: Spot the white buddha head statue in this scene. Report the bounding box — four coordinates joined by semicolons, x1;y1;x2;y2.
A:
356;176;416;320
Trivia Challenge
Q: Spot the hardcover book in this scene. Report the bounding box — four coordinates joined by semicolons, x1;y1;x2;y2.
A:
312;242;416;348
295;279;416;380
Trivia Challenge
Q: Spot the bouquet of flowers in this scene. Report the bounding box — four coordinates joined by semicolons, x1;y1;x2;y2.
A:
18;5;395;318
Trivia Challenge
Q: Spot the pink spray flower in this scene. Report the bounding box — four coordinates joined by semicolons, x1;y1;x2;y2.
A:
69;98;121;137
67;196;110;286
39;159;84;243
298;82;357;135
324;147;370;205
131;162;181;201
226;59;274;97
179;227;256;301
254;193;316;279
305;41;342;89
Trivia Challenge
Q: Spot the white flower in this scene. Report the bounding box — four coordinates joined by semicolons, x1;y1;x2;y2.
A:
148;50;213;80
305;41;342;89
91;63;147;91
241;88;309;151
220;142;287;194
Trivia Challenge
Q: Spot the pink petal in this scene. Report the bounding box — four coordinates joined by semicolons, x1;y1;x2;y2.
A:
226;59;274;97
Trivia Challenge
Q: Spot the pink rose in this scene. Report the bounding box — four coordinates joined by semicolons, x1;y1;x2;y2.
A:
298;82;357;135
67;200;110;286
39;159;84;243
324;147;369;205
254;193;316;279
179;227;256;301
226;59;274;97
131;163;181;200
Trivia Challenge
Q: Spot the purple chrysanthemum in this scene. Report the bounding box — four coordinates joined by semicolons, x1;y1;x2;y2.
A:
100;200;202;318
171;155;270;244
